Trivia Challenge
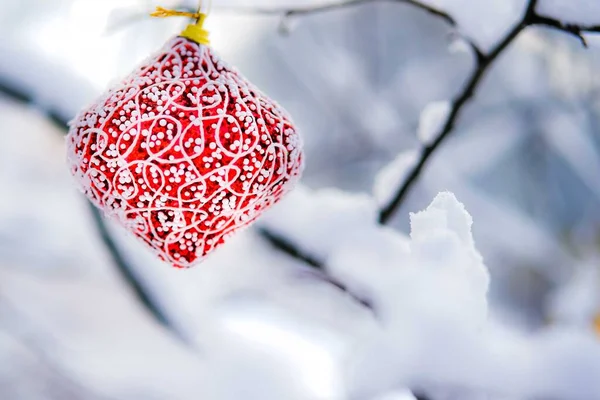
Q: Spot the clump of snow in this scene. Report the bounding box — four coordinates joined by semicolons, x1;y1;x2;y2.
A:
203;296;349;400
373;150;419;207
410;192;488;293
327;192;489;397
418;100;451;145
329;192;489;327
537;0;600;25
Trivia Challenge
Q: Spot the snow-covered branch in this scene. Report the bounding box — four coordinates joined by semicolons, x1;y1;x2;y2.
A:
380;0;600;222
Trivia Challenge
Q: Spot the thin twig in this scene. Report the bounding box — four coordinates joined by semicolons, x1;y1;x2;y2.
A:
258;228;323;268
217;0;455;26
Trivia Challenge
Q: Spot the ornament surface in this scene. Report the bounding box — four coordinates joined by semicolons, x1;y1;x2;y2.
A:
67;37;303;268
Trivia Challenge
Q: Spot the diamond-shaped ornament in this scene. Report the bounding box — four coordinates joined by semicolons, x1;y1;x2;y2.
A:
67;13;303;268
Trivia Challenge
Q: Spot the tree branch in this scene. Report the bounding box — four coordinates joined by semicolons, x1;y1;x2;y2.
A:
258;228;323;269
215;0;486;59
380;0;540;223
379;2;600;223
258;227;373;308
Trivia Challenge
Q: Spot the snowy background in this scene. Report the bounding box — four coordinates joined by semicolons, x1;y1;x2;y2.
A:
1;0;600;399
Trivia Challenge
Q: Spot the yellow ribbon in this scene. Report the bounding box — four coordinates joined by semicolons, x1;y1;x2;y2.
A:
151;6;210;46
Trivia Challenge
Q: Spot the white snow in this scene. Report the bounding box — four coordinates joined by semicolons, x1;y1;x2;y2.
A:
418;100;451;145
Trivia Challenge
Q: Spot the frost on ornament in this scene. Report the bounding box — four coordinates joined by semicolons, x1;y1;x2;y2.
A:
66;37;304;268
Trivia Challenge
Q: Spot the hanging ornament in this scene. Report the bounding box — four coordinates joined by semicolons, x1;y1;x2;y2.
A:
67;6;304;268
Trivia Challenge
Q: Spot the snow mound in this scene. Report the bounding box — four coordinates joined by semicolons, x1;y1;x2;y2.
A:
329;192;489;326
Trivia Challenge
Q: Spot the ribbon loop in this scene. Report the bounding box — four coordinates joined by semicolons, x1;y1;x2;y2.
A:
150;6;210;46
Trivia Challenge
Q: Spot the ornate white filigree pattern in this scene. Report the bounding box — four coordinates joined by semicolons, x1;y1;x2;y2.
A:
67;37;304;268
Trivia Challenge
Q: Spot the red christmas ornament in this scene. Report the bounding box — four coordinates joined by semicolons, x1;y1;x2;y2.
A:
67;11;303;268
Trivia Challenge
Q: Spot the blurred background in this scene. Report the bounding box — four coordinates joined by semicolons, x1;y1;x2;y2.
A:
1;0;599;399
